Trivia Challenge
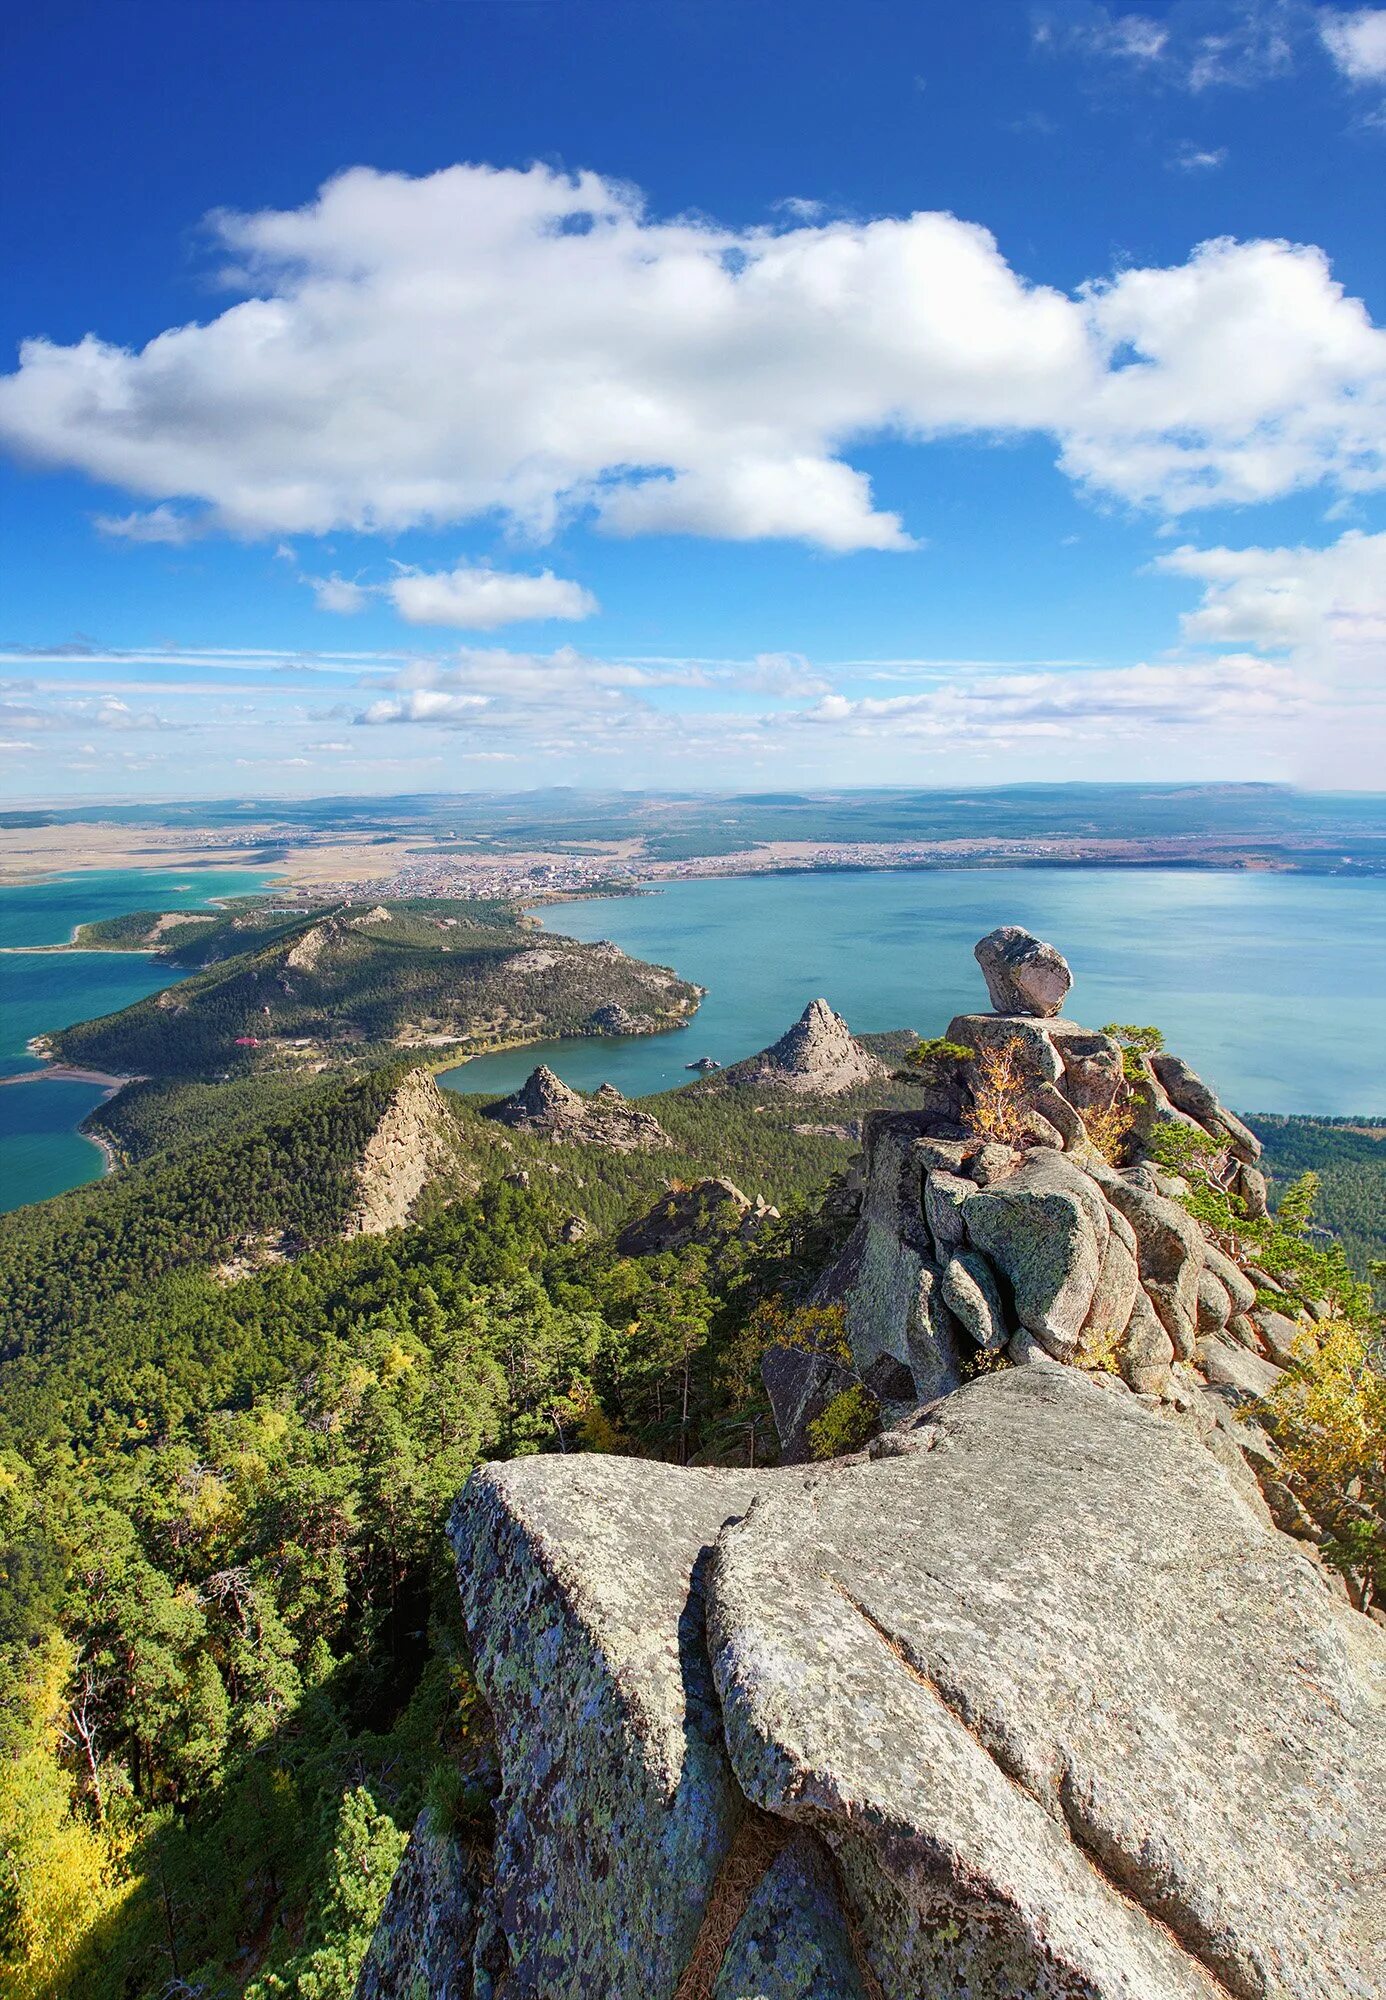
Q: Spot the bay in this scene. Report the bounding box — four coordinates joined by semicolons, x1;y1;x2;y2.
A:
0;867;273;1210
1;861;1381;1217
443;868;1386;1117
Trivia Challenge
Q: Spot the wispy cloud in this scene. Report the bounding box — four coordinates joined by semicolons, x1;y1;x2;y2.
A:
1169;140;1229;169
93;503;204;545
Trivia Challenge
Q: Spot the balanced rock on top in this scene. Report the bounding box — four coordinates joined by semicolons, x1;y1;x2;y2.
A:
975;925;1072;1017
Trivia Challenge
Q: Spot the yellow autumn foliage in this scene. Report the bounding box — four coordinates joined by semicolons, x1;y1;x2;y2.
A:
0;1638;135;2000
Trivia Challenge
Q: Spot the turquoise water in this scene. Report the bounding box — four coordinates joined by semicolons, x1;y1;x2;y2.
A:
0;868;273;1211
443;869;1386;1116
2;863;1381;1216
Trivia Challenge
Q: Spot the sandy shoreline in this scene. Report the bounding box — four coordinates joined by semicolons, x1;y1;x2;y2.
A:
0;1063;136;1091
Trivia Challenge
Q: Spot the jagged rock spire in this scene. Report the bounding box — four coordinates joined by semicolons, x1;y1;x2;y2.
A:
483;1065;669;1153
718;998;885;1095
503;1064;583;1124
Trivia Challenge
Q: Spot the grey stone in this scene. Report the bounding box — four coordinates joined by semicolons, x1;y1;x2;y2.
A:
451;1456;758;1999
1196;1264;1233;1333
353;1806;479;2000
941;1249;1009;1350
484;1065;670;1152
1196;1332;1285;1404
1236;1161;1270;1220
711;1834;869;2000
1020;1108;1064;1148
1006;1326;1068;1370
859;1351;918;1406
1078;1222;1139;1350
707;1368;1386;2000
945;1012;1063;1085
965;1148;1106;1359
1145;1276;1199;1362
968;1139;1019;1187
814;1115;964;1399
1203;1239;1257;1314
761;1345;856;1464
1151;1052;1262;1162
974;925;1072;1016
910;1263;966;1403
1256;1308;1313;1369
1045;1020;1125;1112
922;1167;972;1250
913;1134;975;1175
1030;1078;1089;1151
1097;1173;1205;1350
1227;1309;1262;1349
717;998;886;1096
1154;1401;1275;1529
1120;1288;1175;1395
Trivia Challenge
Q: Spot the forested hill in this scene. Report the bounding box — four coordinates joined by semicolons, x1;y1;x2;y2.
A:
1248;1114;1386;1285
45;897;701;1078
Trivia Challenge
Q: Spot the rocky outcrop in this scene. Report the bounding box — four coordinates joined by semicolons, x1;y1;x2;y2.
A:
343;1070;466;1237
803;930;1308;1421
354;1808;479;2000
711;1834;869;1999
359;929;1383;2000
615;1177;778;1257
483;1066;670;1152
363;1367;1386;1999
974;924;1072;1016
809;1114;965;1406
585;1002;649;1034
450;1455;759;1998
708;1369;1385;2000
714;999;886;1096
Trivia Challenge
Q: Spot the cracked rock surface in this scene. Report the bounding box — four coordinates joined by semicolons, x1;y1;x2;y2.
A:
709;1368;1385;2000
364;1370;1385;2000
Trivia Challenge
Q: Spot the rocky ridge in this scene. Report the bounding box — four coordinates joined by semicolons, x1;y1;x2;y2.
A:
344;1069;471;1236
483;1064;670;1152
357;930;1384;2000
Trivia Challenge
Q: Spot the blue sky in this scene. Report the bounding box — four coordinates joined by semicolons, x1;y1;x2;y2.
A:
1;0;1383;800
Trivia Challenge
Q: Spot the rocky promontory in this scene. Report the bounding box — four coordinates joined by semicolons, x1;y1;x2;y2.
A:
710;997;886;1096
482;1065;670;1152
358;929;1384;2000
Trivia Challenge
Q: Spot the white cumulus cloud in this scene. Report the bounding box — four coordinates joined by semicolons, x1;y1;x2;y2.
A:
386;563;598;628
1320;7;1386;81
1155;526;1386;651
0;165;1383;546
356;688;490;725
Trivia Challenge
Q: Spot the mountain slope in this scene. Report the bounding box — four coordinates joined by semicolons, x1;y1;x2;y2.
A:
45;898;702;1078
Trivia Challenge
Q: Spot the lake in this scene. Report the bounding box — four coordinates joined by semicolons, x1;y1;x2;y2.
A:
0;867;273;1210
442;869;1386;1116
1;863;1381;1216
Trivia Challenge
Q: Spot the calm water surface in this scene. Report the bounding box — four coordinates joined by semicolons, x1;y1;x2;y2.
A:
0;868;273;1210
1;864;1380;1216
443;869;1386;1116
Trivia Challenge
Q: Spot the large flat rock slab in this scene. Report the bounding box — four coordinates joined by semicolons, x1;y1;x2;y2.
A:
707;1368;1386;2000
451;1456;759;1999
